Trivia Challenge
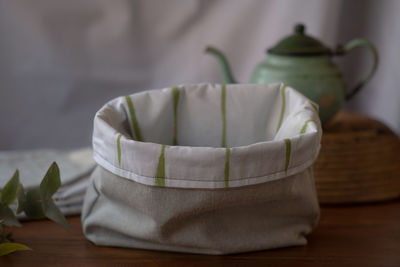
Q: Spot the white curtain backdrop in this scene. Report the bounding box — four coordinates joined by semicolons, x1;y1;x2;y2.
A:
0;0;399;149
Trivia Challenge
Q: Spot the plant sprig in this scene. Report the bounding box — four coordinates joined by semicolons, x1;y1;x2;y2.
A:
0;162;69;256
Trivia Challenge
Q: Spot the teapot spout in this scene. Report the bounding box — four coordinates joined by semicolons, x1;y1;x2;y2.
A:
205;46;236;84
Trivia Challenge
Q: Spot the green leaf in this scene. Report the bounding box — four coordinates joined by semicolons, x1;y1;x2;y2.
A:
16;184;26;214
23;189;45;219
0;242;31;256
0;205;21;227
42;199;70;230
1;170;20;205
40;162;61;201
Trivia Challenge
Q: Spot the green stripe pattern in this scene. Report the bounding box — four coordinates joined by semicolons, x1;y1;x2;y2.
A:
172;87;180;145
284;138;291;172
300;120;314;134
155;144;166;187
125;95;143;141
221;84;227;147
276;84;287;132
310;101;318;112
224;147;230;188
117;134;123;167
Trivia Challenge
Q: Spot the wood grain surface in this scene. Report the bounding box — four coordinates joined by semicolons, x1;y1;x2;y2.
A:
1;200;399;266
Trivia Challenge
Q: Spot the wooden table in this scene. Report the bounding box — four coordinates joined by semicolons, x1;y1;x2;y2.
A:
1;200;399;266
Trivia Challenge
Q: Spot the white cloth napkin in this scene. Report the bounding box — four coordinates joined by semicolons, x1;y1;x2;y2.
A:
0;147;95;217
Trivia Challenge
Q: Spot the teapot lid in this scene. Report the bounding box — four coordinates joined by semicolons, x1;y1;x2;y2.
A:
268;24;332;56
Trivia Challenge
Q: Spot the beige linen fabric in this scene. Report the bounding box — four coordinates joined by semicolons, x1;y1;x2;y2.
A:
82;83;322;254
82;166;319;254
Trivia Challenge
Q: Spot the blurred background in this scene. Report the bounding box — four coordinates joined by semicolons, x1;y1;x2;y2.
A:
0;0;399;150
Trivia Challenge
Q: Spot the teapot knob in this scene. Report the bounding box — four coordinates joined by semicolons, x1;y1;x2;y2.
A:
294;24;305;34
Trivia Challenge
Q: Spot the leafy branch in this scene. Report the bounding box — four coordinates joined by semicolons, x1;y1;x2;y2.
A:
0;162;69;256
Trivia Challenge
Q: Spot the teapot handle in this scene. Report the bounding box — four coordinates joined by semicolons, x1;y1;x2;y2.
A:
336;39;379;100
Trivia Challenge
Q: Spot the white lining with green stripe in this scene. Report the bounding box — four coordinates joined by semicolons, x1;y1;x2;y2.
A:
94;83;321;189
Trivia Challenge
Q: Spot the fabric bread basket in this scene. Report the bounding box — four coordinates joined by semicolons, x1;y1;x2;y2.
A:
81;83;322;255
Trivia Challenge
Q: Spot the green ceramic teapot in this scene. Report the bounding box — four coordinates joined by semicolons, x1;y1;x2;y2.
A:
206;24;378;124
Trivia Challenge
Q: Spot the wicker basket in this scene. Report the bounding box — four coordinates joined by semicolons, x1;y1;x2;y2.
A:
314;111;400;204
